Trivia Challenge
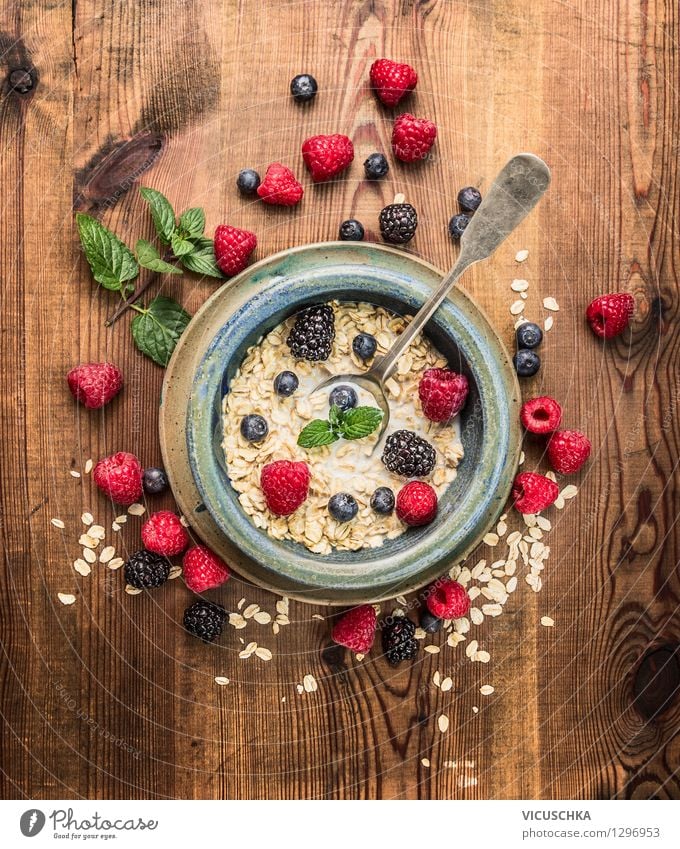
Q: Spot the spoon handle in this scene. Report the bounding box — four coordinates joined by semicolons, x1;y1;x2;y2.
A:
371;153;551;383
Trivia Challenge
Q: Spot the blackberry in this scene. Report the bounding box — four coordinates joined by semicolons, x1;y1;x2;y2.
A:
290;73;318;103
236;168;261;195
516;321;543;350
143;466;169;495
514;349;541;378
124;549;170;589
286;304;335;361
382;616;418;665
338;219;364;241
420;610;443;633
381;430;436;477
457;186;482;213
448;213;470;241
364;152;389;180
183;600;227;643
379;203;417;244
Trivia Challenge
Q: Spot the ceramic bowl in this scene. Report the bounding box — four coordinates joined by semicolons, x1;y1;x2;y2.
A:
169;243;520;605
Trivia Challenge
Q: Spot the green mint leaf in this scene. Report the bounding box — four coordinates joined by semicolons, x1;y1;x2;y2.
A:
179;237;224;278
76;213;139;291
297;419;339;448
139;187;176;243
337;406;384;440
131;295;191;367
135;239;182;275
178;207;205;239
328;404;342;429
170;232;194;257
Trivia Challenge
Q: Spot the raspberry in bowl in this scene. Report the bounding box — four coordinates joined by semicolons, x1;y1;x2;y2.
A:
167;242;521;605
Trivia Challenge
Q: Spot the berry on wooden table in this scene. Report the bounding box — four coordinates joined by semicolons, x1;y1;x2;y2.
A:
143;467;169;495
516;321;543;349
260;460;311;516
547;429;591;474
514;349;541;377
420;610;443;633
256;163;304;206
332;604;377;653
520;396;562;434
124;549;170;589
396;481;438;526
338;219;364;241
379;202;417;244
183;545;230;593
93;452;143;505
426;578;470;619
457;186;482;213
448;213;470;240
364;152;389;180
213;225;257;276
391;113;437;162
236;169;261;195
67;362;123;409
183;600;227;643
302;134;354;182
511;472;559;514
418;368;469;422
369;58;418;106
141;511;190;556
382;615;419;665
290;73;318;103
586;293;635;339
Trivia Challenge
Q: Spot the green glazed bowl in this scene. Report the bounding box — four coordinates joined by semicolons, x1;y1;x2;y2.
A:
162;242;521;605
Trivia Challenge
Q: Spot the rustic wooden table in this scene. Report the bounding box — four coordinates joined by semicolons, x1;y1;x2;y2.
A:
1;0;678;800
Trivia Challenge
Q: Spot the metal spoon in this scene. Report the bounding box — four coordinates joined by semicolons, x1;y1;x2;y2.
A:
312;153;551;443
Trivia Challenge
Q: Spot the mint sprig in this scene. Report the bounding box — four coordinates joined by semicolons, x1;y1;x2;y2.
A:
135;239;182;275
130;296;191;367
76;213;139;292
297;404;383;449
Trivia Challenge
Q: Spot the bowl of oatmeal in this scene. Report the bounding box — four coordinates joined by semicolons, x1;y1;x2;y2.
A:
177;242;520;604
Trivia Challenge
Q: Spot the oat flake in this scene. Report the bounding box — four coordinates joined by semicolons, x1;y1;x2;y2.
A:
73;560;91;576
58;592;76;605
303;674;318;693
543;297;559;311
81;512;94;526
480;685;495;695
438;714;449;733
84;459;93;474
128;503;146;516
515;249;529;262
541;616;555;627
51;518;65;529
214;676;230;686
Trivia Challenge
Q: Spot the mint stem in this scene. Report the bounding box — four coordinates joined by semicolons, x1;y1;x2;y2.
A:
104;249;174;327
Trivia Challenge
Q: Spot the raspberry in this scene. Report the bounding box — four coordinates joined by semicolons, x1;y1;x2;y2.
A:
586;293;634;339
301;134;354;183
124;549;170;589
369;58;418;106
331;605;377;653
256;163;304;206
260;460;311;516
511;472;558;514
547;430;591;475
213;224;257;276
141;511;190;556
183;545;230;593
425;578;470;619
93;452;143;505
67;362;123;409
396;481;438;526
391;113;437;163
520;396;562;434
418;368;469;422
183;600;226;643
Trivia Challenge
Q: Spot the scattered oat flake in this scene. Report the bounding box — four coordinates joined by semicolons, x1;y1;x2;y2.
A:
82;548;96;564
511;279;529;292
115;515;127;525
73;560;91;576
355;653;364;662
311;614;324;621
84;459;93;474
561;484;578;499
254;611;272;625
112;522;121;532
255;647;273;661
70;470;81;478
179;515;190;527
243;603;260;618
541;616;555;627
480;685;495;695
51;518;65;529
421;758;431;768
433;671;441;687
214;676;230;686
58;592;76;605
128;503;145;516
81;512;93;526
99;546;115;563
303;674;318;693
237;598;245;610
483;532;499;546
296;684;304;695
519;450;525;465
441;676;453;692
228;613;246;628
108;557;124;570
79;534;98;549
89;524;106;540
125;585;143;595
554;495;566;509
543;296;559;311
544;315;554;331
475;650;491;663
438;714;449;733
515;249;529;262
168;565;182;580
510;300;525;315
472;706;479;714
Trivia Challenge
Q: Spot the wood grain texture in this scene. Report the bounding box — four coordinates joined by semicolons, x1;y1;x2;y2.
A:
0;0;678;800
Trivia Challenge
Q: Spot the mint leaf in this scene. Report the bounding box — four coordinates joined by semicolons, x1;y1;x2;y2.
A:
76;213;139;291
328;404;342;429
136;239;182;275
337;406;383;440
131;295;191;366
178;208;205;239
297;419;339;448
140;187;175;243
179;237;224;278
170;232;194;257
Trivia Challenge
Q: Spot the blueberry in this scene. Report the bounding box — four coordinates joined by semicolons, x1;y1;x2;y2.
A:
290;73;318;103
338;219;364;241
420;610;443;633
329;384;358;412
448;213;470;240
364;152;389;180
352;332;377;360
143;467;169;495
274;370;299;397
513;349;541;377
236;169;260;195
240;414;269;442
328;492;358;522
515;321;543;350
457;186;482;213
370;486;395;515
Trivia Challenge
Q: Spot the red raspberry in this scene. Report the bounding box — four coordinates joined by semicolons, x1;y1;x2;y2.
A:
256;163;304;206
586;293;634;339
331;604;377;653
426;578;470;619
183;545;230;593
67;362;123;409
547;430;591;475
93;452;143;505
520;396;562;434
260;460;311;516
370;58;418;106
396;481;438;526
511;472;558;514
213;225;257;276
301;134;354;183
391;113;437;163
141;511;190;556
418;368;469;422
